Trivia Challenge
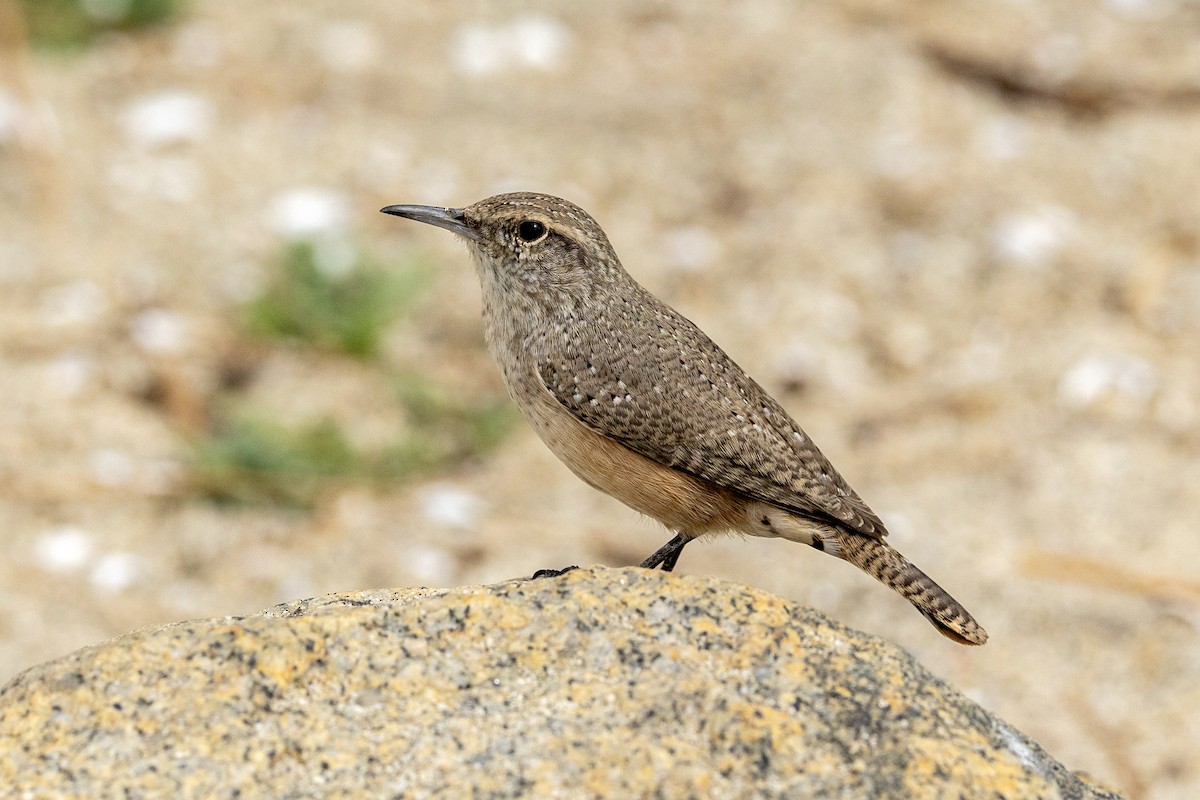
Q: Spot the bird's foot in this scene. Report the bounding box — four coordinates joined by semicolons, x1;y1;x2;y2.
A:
530;565;580;580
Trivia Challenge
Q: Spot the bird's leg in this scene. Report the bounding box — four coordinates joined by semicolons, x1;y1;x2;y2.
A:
531;565;579;579
658;544;683;572
640;532;690;572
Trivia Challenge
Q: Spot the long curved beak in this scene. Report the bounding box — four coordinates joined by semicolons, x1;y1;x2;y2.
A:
380;204;480;241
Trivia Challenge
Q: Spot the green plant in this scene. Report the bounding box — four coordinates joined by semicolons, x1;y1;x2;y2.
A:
189;384;516;508
245;240;427;358
19;0;183;48
189;417;362;507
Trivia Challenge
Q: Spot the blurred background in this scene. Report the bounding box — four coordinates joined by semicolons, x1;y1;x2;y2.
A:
2;1;1198;796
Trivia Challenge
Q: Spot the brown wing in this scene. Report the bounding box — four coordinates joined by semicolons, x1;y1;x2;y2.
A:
536;292;887;539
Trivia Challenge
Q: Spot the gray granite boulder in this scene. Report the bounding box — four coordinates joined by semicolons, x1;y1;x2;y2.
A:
0;566;1121;799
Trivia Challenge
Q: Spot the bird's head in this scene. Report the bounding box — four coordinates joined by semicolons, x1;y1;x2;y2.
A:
381;192;626;302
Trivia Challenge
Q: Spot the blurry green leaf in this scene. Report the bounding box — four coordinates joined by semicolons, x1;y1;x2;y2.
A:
20;0;184;48
190;417;361;507
188;385;516;508
245;240;428;358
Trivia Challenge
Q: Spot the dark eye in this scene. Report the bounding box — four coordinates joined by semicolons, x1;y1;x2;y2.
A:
517;220;546;242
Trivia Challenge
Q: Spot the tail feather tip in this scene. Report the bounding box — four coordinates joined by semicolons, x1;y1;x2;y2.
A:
926;612;988;646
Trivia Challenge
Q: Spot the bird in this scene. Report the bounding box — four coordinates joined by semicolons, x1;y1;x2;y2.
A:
381;192;987;645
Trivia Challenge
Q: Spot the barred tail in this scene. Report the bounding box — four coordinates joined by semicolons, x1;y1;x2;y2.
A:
837;534;988;646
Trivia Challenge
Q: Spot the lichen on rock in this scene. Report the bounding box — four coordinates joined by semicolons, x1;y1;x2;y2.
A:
0;567;1122;799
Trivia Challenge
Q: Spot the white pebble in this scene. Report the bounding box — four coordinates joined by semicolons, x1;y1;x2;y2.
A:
122;90;213;148
510;15;570;70
269;187;350;238
34;526;95;573
990;206;1075;266
419;483;484;529
90;552;142;593
130;308;189;354
1058;353;1158;408
449;15;569;76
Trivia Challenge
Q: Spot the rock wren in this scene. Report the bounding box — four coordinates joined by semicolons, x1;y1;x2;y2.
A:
381;193;987;645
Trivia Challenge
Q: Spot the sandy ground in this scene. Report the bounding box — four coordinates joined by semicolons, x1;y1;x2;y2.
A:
2;2;1199;797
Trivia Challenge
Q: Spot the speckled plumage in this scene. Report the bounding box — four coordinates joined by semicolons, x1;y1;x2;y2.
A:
381;192;987;645
535;287;886;539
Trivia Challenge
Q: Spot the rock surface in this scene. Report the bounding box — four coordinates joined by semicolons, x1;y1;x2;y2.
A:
0;567;1120;799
